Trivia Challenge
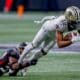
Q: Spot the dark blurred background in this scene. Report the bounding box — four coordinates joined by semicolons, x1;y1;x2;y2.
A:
0;0;80;12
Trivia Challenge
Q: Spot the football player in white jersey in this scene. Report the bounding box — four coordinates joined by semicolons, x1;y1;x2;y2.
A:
12;6;80;69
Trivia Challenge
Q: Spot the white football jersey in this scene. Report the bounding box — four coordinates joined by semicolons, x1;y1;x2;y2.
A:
32;15;79;48
41;15;68;39
42;15;68;32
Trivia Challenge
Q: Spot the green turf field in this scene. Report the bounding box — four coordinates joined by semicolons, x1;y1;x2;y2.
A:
0;12;80;80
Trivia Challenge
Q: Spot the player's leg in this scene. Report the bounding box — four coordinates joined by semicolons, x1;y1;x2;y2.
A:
18;27;48;64
28;38;55;66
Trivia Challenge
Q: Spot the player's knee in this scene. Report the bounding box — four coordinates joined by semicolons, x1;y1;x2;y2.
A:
25;43;34;50
30;59;38;65
31;40;39;48
41;49;47;55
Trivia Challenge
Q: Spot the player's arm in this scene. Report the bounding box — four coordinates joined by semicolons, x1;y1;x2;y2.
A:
56;31;72;48
9;59;30;76
11;61;30;70
34;16;56;24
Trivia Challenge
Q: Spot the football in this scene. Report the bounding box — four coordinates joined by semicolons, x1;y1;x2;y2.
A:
63;33;72;41
63;32;79;41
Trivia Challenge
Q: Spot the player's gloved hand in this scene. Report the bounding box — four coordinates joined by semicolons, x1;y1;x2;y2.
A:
71;36;80;43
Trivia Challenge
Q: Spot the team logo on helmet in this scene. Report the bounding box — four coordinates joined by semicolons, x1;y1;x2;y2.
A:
65;6;80;21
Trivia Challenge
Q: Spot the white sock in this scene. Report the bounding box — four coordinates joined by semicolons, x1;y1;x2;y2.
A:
18;43;34;64
29;49;43;61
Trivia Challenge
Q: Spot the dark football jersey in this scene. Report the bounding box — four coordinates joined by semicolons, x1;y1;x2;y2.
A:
0;48;20;67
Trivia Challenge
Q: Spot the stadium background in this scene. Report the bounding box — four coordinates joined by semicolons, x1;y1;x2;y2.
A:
0;0;80;11
0;0;80;80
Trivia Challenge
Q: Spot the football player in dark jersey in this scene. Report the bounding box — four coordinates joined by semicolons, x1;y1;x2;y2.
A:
0;42;27;76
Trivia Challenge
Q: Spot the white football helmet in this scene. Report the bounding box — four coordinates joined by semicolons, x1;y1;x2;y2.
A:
65;6;80;21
